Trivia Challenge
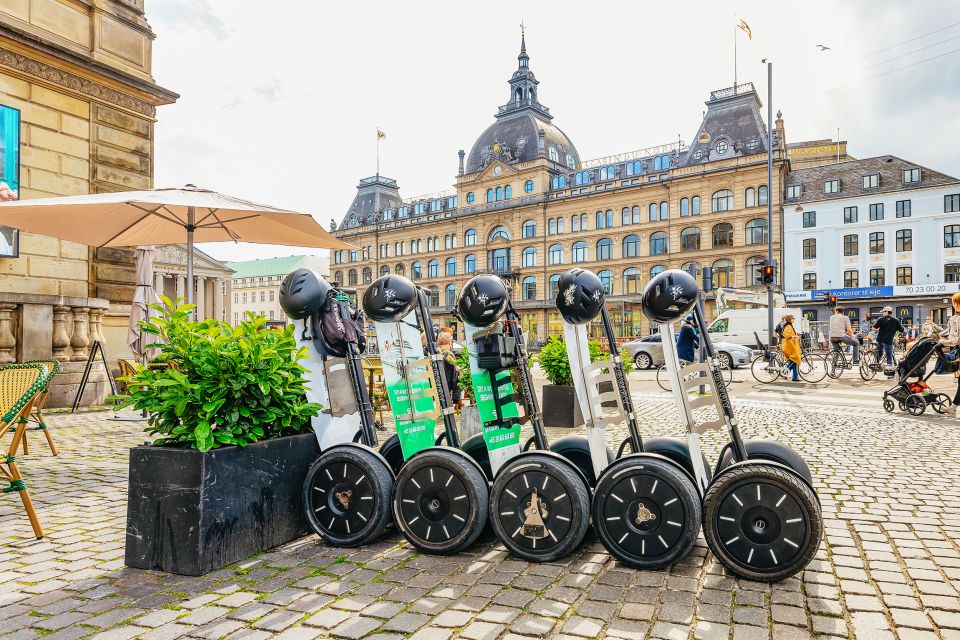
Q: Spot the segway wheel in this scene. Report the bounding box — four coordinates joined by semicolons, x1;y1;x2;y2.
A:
393;448;488;555
592;455;702;569
904;393;926;416
303;447;394;547
932;393;951;414
882;397;895;413
489;453;591;562
703;463;821;582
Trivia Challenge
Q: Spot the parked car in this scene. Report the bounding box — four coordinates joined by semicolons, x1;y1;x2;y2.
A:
622;334;756;370
706;308;809;347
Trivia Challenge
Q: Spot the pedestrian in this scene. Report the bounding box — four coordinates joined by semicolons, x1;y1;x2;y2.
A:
437;331;462;406
675;315;699;364
922;315;938;338
872;306;904;368
772;318;784;347
938;293;960;415
781;314;801;381
828;306;860;365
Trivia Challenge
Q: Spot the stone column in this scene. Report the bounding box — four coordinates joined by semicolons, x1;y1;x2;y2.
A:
70;307;90;361
195;277;206;321
0;304;16;364
52;305;71;362
154;271;165;300
213;278;224;322
175;274;186;302
89;308;106;344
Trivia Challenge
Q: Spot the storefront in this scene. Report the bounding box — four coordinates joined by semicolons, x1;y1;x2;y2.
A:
787;282;960;331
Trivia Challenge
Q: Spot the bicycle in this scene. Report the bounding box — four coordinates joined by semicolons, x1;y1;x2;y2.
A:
824;339;860;380
750;347;827;383
859;340;898;381
656;355;732;391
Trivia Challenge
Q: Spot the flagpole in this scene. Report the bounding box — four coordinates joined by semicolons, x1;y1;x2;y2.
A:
734;24;737;89
376;127;380;178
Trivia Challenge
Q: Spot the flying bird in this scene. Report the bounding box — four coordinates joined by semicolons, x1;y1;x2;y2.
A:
817;44;831;51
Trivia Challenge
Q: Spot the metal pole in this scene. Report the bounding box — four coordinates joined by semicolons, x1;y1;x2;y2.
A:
186;205;195;319
766;61;774;347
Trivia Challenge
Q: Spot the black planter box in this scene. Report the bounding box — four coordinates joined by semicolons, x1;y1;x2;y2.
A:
125;432;320;576
542;384;584;429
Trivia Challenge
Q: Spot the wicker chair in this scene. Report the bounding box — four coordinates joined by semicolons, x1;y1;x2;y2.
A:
1;362;48;539
15;360;61;456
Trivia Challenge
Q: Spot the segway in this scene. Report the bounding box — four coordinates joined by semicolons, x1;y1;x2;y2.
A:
644;269;822;582
280;269;395;547
363;274;488;555
555;268;703;569
456;274;594;562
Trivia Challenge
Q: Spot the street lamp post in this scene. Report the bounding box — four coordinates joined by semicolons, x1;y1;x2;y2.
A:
766;61;774;346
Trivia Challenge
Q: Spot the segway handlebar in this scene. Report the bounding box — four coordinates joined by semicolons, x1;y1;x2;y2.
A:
415;287;460;449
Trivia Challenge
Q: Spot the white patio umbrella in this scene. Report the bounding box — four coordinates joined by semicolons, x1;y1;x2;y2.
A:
0;185;353;308
128;245;160;362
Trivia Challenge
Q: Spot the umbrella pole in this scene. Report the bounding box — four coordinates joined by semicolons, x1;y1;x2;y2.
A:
186;205;195;318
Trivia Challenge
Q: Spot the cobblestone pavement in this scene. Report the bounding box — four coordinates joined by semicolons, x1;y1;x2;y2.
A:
2;375;960;640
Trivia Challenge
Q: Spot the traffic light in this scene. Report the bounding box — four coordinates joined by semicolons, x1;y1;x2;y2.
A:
760;261;776;285
827;294;838;308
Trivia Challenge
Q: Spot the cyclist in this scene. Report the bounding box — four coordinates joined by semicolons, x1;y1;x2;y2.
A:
828;306;859;365
676;315;699;364
873;306;904;369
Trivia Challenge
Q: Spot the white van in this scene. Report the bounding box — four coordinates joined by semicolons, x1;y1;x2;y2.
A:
706;308;809;348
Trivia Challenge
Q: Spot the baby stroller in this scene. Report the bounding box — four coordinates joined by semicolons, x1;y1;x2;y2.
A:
882;337;951;416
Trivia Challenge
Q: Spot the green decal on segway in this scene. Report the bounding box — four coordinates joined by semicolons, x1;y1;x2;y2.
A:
464;322;522;459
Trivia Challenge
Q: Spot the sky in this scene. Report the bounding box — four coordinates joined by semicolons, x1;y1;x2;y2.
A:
147;0;960;263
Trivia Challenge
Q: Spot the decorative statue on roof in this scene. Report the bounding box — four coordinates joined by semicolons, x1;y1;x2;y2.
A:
330;219;337;231
515;135;527;157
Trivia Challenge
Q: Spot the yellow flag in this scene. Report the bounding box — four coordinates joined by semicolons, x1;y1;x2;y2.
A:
737;19;752;40
376;128;386;140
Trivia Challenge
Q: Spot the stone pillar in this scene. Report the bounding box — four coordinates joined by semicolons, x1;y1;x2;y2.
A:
70;307;91;361
175;274;185;302
196;276;206;321
0;304;16;364
52;305;71;362
154;271;165;300
213;278;224;322
89;308;106;344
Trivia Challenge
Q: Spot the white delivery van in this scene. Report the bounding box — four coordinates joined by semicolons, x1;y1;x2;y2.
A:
706;308;809;348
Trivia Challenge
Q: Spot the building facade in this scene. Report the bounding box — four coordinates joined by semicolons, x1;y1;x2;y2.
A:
227;255;328;326
333;37;788;340
782;156;960;327
153;245;233;322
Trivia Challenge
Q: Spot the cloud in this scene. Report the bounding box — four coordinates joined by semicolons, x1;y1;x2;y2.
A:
252;79;283;104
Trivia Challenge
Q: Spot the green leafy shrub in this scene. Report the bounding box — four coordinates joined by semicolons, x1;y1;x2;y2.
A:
533;336;632;385
454;349;474;400
114;297;322;452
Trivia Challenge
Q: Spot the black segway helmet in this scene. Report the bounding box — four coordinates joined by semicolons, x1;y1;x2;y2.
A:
641;269;699;323
279;268;330;320
456;274;509;326
362;274;418;322
556;268;604;325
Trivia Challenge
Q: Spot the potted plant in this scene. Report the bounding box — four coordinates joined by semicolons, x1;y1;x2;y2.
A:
455;349;482;440
116;297;322;576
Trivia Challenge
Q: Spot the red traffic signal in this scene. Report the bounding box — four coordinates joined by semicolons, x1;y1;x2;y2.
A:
760;262;776;284
827;294;838;307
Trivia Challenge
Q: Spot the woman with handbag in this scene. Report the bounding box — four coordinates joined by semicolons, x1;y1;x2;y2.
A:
938;293;960;415
781;314;802;382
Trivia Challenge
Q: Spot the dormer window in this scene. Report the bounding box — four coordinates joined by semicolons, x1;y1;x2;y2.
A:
548;147;559;162
862;173;880;188
903;167;921;184
824;179;840;194
785;184;802;199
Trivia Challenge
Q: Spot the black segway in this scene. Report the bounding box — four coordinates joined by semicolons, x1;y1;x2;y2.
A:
363;275;488;555
644;269;822;581
555;268;703;569
280;270;395;547
457;274;594;562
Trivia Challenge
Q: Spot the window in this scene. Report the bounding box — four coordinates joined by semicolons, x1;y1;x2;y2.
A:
745;219;768;244
598;270;612;295
681;262;699;278
863;173;879;188
896;200;911;218
348;269;358;286
621;207;631;225
622;234;640;258
428;286;439;307
680;197;689;217
549;243;564;265
427;260;439;278
802;273;817;290
572;241;587;263
712;189;733;212
396;264;406;276
744;187;756;208
680;227;700;252
269;310;274;321
522;219;536;238
623;268;642;294
596;209;613;228
824;179;840;194
713;259;734;288
713;223;733;248
625;160;643;176
691;196;701;215
869;203;884;221
599;166;616;181
946;264;960;282
522;276;536;301
380;265;389;277
445;284;457;307
488;226;511;242
242;292;248;304
571;215;579;233
903;167;920;184
548;147;559;162
430;199;441;212
648;203;658;222
659;201;669;220
411;262;422;279
745;256;764;286
870;268;885;286
843;234;859;256
524;179;534;193
579;213;587;230
548;218;556;235
333;271;343;283
415;202;426;214
504;185;512;199
575;170;591;185
803;211;816;228
464;254;476;274
649;231;667;255
786;184;801;199
596;238;613;260
233;293;238;304
896;266;912;285
844;270;859;288
522;247;536;267
946;225;960;248
844;206;858;223
946;194;960;213
448;196;457;208
631;205;641;223
260;291;265;303
486;188;494;203
896;229;912;252
549;274;561;299
362;267;372;284
349;250;358;261
399;206;409;218
445;257;456;276
551;175;567;190
495;186;503;201
557;218;565;233
650;264;666;279
465;229;476;246
802;238;816;259
869;232;885;254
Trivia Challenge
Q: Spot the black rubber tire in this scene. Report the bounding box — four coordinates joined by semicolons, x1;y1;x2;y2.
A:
303;447;394;547
714;440;813;486
932;393;951;414
882;397;895;413
489;452;591;562
592;455;702;569
824;351;844;379
904;393;926;416
378;434;405;476
392;448;488;555
634;352;652;369
703;463;822;582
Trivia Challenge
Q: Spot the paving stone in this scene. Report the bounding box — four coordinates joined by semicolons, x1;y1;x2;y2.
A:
251;609;303;632
562;616;603;637
383;612;430;633
329;616;381;639
510;614;556;637
459;621;505;640
138;622;193;640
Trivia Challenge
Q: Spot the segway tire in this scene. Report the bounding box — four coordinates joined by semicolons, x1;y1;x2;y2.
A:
703;462;822;582
489;452;591;563
303;446;394;547
393;448;488;555
592;455;702;569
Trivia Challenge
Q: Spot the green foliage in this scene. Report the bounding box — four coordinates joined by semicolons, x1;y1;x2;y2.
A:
533;336;632;385
454;349;474;400
113;296;322;452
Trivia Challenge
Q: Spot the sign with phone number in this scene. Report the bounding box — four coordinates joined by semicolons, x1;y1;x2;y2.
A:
785;282;960;302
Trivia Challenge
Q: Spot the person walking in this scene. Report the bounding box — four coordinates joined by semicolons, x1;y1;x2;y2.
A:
872;306;904;368
437;331;462;407
781;314;802;382
828;306;860;365
938;293;960;415
922;315;938;338
676;315;700;364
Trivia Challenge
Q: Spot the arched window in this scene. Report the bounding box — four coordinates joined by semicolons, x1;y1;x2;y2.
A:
334;270;343;283
596;238;613;260
712;223;734;247
745;218;768;244
427;259;439;278
575;170;591;185
625;160;643;176
758;184;768;206
598;270;612;294
649;203;658;222
596;210;605;229
380;265;389;277
713;259;734;287
522;220;536;238
550;274;561;298
680;227;700;252
551;175;567;190
486;188;494;203
572;241;587;263
623;267;642;294
495;186;503;201
504;185;512;199
580;213;588;230
621;207;631;225
428;286;440;307
680;197;689;217
681;262;699;278
745;256;765;286
522;247;536;267
649;231;668;255
557;217;565;233
522;276;537;301
659;201;669;220
395;263;405;277
650;265;665;279
362;267;372;284
548;218;556;235
451;234;458;248
712;189;733;212
622;234;640;258
488;225;511;242
599;166;615;181
415;202;426;214
572;214;580;232
445;284;457;307
524;180;534;193
654;155;663;172
548;147;559;162
431;199;441;212
604;209;614;228
465;229;476;246
745;187;756;208
427;237;433;252
466;192;475;205
549;243;564;265
445;257;456;276
464;254;476;273
692;195;701;215
348;269;358;286
631;205;640;224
